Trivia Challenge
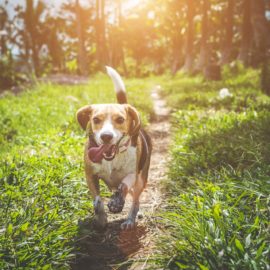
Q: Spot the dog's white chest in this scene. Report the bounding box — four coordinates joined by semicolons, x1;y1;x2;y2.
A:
92;146;136;188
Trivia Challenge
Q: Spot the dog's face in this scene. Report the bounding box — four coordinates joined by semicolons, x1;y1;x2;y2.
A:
77;104;140;145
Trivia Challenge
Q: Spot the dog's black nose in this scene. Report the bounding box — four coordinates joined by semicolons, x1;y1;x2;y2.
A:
101;132;113;143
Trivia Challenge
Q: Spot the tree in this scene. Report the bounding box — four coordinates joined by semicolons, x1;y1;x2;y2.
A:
0;6;8;57
95;0;108;68
220;0;234;65
43;17;64;71
250;0;270;95
196;0;210;71
238;0;252;66
183;0;195;73
75;0;88;75
107;0;127;74
117;0;127;75
22;0;46;76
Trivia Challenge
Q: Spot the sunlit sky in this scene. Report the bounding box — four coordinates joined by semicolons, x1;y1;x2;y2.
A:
5;0;143;18
4;0;144;55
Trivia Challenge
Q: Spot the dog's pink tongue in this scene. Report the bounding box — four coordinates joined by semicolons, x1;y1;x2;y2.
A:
88;144;112;163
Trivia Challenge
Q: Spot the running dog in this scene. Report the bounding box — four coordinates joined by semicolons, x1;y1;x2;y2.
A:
76;67;152;230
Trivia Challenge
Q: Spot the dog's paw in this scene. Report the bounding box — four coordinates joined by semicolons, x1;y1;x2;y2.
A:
93;213;107;230
107;190;125;213
120;219;136;230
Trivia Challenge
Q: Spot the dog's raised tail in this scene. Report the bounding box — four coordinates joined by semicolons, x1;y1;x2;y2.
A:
106;66;127;104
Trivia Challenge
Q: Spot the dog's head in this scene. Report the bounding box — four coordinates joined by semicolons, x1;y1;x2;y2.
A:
76;104;141;145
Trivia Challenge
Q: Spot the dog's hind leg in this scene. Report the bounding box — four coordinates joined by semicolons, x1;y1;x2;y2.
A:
121;147;152;230
120;174;145;230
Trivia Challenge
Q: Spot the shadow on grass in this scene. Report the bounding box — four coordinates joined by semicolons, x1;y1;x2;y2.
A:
163;112;270;270
71;217;147;270
170;111;270;186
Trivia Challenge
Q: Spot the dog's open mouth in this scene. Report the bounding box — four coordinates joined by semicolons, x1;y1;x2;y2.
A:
88;144;117;163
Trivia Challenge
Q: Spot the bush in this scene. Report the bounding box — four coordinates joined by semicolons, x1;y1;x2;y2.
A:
0;56;28;91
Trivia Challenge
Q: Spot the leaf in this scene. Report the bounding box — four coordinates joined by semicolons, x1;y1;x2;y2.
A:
256;242;266;259
235;238;245;253
254;216;259;226
41;264;51;270
213;203;221;221
7;224;13;234
198;263;209;270
251;260;258;270
175;262;189;269
245;234;251;248
20;222;29;232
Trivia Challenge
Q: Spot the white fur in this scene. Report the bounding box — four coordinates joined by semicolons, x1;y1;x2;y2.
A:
106;66;126;94
95;118;121;145
92;146;137;190
122;173;136;189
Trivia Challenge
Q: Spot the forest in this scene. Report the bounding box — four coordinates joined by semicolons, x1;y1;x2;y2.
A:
0;0;270;90
0;0;270;270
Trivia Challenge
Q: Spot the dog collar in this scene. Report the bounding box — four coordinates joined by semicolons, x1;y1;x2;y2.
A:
118;138;130;153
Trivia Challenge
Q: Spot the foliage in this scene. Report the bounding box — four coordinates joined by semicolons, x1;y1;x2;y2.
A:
155;69;270;269
0;55;28;90
1;0;269;83
0;76;154;269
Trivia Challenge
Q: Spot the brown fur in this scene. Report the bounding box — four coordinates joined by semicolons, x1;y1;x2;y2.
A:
76;70;152;230
78;104;150;186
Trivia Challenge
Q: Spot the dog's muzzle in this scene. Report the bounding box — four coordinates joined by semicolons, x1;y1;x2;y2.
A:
88;135;130;163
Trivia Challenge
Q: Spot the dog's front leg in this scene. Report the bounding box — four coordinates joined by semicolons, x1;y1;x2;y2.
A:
85;168;107;228
107;173;136;214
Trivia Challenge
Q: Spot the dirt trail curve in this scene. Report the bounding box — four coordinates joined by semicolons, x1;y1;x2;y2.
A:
72;86;171;270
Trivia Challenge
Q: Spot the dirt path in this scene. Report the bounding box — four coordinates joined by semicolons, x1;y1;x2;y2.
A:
72;86;171;270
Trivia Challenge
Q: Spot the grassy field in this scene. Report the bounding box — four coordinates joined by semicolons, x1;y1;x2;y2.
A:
1;69;269;270
155;67;270;269
0;75;154;269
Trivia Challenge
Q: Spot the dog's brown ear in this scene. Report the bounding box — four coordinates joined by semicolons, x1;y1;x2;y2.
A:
126;105;141;136
76;105;92;130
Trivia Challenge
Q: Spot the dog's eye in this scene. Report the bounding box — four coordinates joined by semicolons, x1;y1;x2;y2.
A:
116;117;125;124
93;117;101;124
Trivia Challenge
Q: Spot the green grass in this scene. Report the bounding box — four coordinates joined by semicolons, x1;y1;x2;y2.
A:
1;69;269;269
161;67;270;113
0;75;154;269
155;68;270;269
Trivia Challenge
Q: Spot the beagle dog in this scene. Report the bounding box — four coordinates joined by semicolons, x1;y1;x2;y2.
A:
76;67;152;230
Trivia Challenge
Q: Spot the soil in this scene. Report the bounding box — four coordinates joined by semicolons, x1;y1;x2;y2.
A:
71;86;171;270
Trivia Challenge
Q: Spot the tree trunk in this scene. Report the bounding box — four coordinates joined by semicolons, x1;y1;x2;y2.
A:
31;41;40;76
238;0;252;66
75;0;88;75
24;0;42;76
183;0;195;73
95;0;101;66
95;0;107;68
220;0;234;65
250;0;268;58
118;0;127;75
0;7;8;56
171;48;181;75
196;0;210;71
250;0;270;95
100;0;107;66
